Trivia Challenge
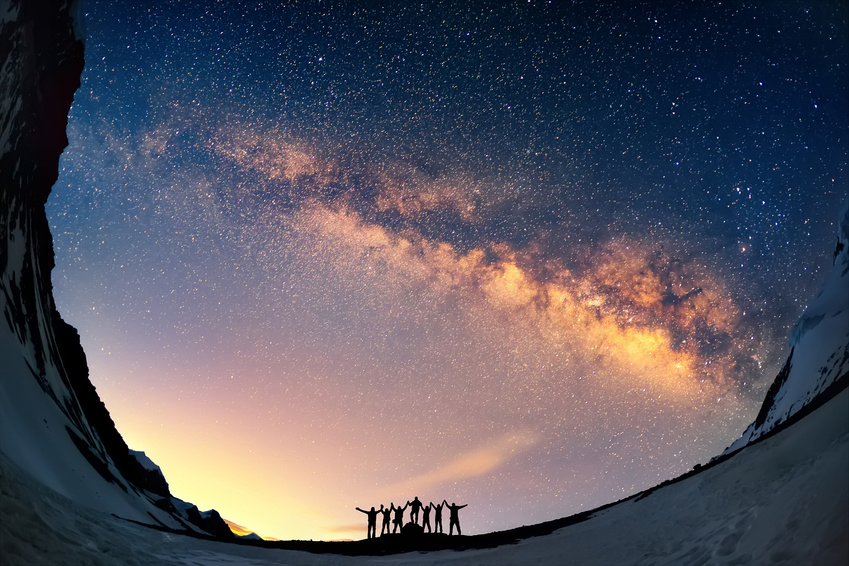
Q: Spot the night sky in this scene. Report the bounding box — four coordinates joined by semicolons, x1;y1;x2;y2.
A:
48;1;847;541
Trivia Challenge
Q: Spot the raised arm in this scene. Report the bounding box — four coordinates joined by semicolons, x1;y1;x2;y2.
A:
356;507;367;514
458;504;468;510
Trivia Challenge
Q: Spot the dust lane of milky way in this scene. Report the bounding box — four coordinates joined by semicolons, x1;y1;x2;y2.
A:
47;1;847;540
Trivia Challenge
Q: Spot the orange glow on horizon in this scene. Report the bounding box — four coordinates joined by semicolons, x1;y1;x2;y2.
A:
78;114;760;543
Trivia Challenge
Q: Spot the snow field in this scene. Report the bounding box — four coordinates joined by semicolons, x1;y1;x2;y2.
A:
2;385;846;565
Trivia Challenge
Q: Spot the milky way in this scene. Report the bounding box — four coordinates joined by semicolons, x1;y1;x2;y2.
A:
48;1;847;540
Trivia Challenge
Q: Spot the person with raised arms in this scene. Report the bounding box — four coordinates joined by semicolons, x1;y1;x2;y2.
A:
421;502;433;533
355;505;382;539
380;504;392;536
408;496;424;525
443;500;468;536
433;501;445;534
391;501;408;534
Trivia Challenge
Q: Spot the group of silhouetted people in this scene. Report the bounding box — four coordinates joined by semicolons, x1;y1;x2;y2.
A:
355;496;468;539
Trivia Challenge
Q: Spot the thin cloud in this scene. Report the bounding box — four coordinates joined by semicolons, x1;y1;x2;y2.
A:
379;431;538;497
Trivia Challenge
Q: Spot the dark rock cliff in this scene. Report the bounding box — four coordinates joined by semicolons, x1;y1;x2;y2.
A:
1;0;230;538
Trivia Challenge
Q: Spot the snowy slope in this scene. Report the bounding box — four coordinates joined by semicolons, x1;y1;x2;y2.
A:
0;0;231;538
1;0;847;563
2;379;846;565
726;202;849;453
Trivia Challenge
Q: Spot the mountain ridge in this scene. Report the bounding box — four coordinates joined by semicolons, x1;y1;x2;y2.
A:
724;201;849;454
0;0;233;539
1;0;846;557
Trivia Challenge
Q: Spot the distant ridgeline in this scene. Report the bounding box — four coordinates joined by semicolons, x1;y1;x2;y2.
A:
725;202;849;454
2;0;847;549
0;0;233;539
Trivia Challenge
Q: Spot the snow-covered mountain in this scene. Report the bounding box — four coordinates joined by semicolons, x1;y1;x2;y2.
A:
1;1;846;564
0;0;233;539
725;203;849;454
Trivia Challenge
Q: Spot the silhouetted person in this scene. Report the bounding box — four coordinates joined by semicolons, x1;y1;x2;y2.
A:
421;503;432;533
391;502;408;533
355;505;381;539
433;501;445;533
409;496;424;525
380;505;392;536
444;500;467;535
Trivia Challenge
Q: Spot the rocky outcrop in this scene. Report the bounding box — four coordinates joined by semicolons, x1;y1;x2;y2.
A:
725;202;849;453
2;0;92;453
0;0;230;539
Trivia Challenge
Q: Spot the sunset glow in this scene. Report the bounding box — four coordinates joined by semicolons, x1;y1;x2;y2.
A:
48;0;846;542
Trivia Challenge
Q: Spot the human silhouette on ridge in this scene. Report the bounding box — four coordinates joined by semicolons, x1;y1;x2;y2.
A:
391;502;408;534
433;501;445;534
421;502;433;533
380;505;392;536
408;496;424;525
355;505;381;539
444;500;468;535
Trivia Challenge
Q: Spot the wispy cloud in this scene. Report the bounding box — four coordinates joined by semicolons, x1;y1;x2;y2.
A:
379;431;538;496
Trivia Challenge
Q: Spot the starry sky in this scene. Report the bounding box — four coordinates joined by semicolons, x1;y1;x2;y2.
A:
48;0;847;541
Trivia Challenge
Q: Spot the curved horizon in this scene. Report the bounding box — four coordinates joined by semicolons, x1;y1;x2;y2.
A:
47;1;848;541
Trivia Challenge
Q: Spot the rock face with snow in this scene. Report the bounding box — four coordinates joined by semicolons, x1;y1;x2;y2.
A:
0;0;231;538
1;2;846;562
725;203;849;453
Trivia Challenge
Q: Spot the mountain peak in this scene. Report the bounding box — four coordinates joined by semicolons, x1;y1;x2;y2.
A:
726;201;849;453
